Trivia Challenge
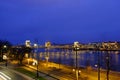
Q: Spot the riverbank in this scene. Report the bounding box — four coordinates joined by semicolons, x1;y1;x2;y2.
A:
23;59;120;80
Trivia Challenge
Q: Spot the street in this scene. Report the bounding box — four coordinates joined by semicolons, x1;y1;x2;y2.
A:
0;62;33;80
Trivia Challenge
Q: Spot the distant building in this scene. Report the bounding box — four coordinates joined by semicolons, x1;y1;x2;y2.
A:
45;41;51;48
25;40;31;47
102;41;119;50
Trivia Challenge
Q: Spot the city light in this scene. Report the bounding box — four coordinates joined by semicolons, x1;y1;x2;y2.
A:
25;40;31;47
3;45;7;48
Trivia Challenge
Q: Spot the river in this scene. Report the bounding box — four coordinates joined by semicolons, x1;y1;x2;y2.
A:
32;49;120;72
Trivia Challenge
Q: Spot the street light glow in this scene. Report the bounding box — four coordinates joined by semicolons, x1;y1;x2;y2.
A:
25;40;31;47
74;41;79;47
34;44;37;47
3;45;7;48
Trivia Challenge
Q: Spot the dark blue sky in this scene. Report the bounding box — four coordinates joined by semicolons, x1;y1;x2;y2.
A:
0;0;120;44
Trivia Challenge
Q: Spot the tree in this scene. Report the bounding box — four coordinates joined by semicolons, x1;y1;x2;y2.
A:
11;45;32;65
0;40;12;61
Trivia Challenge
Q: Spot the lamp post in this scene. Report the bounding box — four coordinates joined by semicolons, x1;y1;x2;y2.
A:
34;43;39;78
27;59;30;64
97;51;100;80
106;51;110;80
3;45;7;67
1;45;7;61
3;45;7;49
45;42;51;67
3;54;7;67
74;41;80;80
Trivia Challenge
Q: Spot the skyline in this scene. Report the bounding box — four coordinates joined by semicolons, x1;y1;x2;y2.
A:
0;0;120;44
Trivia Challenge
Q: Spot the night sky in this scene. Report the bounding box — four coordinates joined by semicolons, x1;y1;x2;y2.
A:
0;0;120;45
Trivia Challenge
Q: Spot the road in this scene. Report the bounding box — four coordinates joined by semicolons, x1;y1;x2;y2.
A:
0;62;32;80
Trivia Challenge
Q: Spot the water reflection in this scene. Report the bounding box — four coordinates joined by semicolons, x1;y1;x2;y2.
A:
32;49;120;72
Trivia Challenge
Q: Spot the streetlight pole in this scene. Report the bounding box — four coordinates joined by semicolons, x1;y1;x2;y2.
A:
1;45;7;61
97;51;100;80
46;48;49;67
74;41;79;80
34;43;39;78
45;42;51;67
106;52;110;80
58;51;61;69
75;47;79;80
0;49;3;61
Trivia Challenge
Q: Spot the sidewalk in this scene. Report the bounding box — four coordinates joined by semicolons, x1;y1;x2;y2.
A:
22;65;59;80
24;61;120;80
25;64;84;80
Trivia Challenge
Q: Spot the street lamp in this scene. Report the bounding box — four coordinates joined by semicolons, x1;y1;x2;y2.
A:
34;43;39;78
106;51;110;80
27;59;30;64
1;45;7;61
97;51;100;80
3;45;7;65
3;45;7;48
45;42;51;67
3;54;8;67
73;41;80;80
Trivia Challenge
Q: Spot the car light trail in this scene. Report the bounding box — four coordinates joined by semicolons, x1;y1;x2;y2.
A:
0;74;7;80
0;72;11;80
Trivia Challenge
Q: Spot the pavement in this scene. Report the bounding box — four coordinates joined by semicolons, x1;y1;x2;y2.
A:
24;60;120;80
22;66;58;80
1;60;120;80
24;61;87;80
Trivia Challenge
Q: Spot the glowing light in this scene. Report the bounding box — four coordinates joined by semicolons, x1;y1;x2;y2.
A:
95;64;98;67
34;44;38;47
0;74;7;80
73;69;75;72
25;40;31;47
0;72;11;80
3;45;7;48
3;55;7;60
79;70;81;73
74;41;79;47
